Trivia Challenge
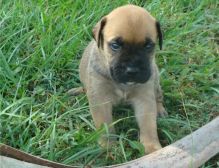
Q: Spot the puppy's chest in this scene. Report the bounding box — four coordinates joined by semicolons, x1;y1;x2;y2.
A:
114;88;132;103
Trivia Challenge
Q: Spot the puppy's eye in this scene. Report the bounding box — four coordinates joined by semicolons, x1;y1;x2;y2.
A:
110;42;122;51
144;42;153;49
144;39;154;50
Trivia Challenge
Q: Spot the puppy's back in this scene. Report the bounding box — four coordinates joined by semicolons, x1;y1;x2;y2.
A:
79;40;96;87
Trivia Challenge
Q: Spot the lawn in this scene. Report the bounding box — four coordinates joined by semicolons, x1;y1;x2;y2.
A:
0;0;218;167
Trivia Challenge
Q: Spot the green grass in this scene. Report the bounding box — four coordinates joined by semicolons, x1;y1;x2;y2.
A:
0;0;218;167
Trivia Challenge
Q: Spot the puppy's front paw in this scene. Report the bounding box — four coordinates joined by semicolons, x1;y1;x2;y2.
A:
98;136;117;148
157;103;168;118
144;143;162;154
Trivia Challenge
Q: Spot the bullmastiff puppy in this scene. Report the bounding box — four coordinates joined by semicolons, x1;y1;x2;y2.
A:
78;5;167;154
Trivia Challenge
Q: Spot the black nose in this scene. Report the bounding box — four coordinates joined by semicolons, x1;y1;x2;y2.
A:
125;67;140;75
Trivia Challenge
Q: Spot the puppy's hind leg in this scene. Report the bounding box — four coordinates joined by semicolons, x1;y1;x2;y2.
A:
154;65;167;118
156;84;168;118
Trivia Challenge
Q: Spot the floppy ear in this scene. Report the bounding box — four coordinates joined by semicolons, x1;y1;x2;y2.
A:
92;17;107;48
155;21;163;50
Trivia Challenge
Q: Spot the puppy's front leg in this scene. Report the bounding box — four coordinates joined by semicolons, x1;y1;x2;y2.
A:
88;94;115;147
132;93;162;154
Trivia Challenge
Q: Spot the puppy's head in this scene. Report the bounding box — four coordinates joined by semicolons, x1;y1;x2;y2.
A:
93;5;163;84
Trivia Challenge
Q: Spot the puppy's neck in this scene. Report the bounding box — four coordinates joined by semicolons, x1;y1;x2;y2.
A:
90;41;112;80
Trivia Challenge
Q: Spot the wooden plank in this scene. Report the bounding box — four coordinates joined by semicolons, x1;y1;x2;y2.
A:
110;117;219;168
0;156;49;168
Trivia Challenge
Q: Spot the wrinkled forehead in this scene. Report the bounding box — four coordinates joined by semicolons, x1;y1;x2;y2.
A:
103;8;157;43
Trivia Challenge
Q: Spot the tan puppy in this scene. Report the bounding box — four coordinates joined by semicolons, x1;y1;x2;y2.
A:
79;5;167;154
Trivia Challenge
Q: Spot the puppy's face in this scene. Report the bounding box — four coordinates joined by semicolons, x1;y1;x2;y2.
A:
93;5;162;84
108;37;154;84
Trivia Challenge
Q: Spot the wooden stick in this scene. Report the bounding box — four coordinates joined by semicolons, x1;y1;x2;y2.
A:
0;144;77;168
